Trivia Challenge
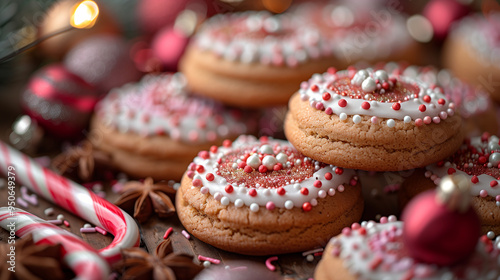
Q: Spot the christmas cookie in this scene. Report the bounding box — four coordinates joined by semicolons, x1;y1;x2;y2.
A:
400;133;500;234
291;2;420;68
316;176;498;280
399;64;500;137
443;13;500;103
179;11;335;108
284;67;464;171
90;73;256;181
176;135;363;255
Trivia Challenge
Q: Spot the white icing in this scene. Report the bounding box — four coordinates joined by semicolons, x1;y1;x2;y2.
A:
194;11;331;67
426;136;500;198
95;73;253;143
330;221;500;280
187;135;356;211
300;68;454;125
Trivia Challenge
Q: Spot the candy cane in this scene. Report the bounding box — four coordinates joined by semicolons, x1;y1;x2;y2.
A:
0;142;140;263
0;208;109;280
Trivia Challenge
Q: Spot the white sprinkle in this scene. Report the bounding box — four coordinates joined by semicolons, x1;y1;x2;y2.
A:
306;255;314;262
57;214;65;221
388;215;397;222
262;155;278;169
361;221;368;227
310;199;318;206
404;116;411;123
387;119;396;128
83;223;92;228
374;70;388;82
220;197;230;206
259;145;274;155
353;115;362;124
294;183;301;190
328;188;336;196
250;203;259;212
44;208;54;216
246;154;261;169
284;200;294;209
203;261;211;267
318;190;326;198
232;163;238;169
235;199;244;207
339;113;347;121
361;77;377;92
194;174;203;181
295;159;302;165
276;153;288;164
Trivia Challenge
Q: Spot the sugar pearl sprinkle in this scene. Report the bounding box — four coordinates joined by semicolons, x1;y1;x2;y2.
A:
426;134;500;200
96;73;253;143
187;135;356;212
194;11;331;67
300;68;454;127
330;218;500;279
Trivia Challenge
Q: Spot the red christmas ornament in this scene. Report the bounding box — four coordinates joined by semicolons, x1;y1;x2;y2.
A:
402;175;480;266
152;27;191;71
423;0;470;40
21;64;99;139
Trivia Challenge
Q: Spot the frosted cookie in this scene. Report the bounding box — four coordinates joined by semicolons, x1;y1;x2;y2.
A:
176;135;363;255
90;74;256;180
284;67;464;171
443;13;500;103
179;11;335;107
316;175;499;280
291;2;420;68
400;65;500;137
400;133;500;234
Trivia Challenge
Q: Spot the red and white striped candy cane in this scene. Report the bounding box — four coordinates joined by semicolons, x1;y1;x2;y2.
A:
0;208;109;280
0;142;140;263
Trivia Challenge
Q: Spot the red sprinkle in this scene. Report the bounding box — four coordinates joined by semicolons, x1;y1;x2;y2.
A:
327;67;337;74
313;180;322;188
423;95;431;103
335;168;344;175
223;139;232;147
419;104;426;112
471;175;479;184
436;161;444;167
238;161;247;169
163;227;173;239
311;84;319;92
258;165;268;173
225;185;233;193
300;187;309;195
210;146;218;153
358;227;367;235
338;99;347;107
491;181;498;187
273;163;282;171
382;82;390;90
277;187;286;195
302;202;312;212
438;98;445;105
206;173;214;181
196;165;205;173
192;179;202;187
63;220;70;227
447;168;456;175
392;103;401;111
324;172;333;180
249;189;257;197
322;92;331;101
361;102;370;110
244;166;253;173
199;151;210;159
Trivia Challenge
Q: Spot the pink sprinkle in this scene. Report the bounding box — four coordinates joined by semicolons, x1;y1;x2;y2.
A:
480;190;488;197
439;111;448;119
265;256;278;271
111;182;124;193
415;118;423;127
16;197;28;208
325;107;333;115
432;117;440;124
200;187;209;194
63;220;70;227
496;195;500;201
187;171;195;179
198;255;221;264
380;217;388;224
80;227;96;233
25;194;38;206
47;220;62;225
342;227;352;236
350;178;357;186
371;116;378;124
423;116;432;124
182;230;191;239
228;266;248;271
163;227;173;239
351;223;361;230
338;185;345;192
315;102;324;110
449;102;455;109
95;226;107;235
266;201;275;211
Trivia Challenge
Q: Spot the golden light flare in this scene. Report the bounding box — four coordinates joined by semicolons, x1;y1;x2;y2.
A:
70;1;99;29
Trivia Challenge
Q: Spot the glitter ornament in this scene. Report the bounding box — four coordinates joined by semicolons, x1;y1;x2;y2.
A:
21;64;99;139
402;175;480;266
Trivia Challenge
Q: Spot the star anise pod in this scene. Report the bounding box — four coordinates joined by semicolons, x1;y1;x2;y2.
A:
115;177;176;223
0;235;70;280
51;140;111;182
114;239;203;280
